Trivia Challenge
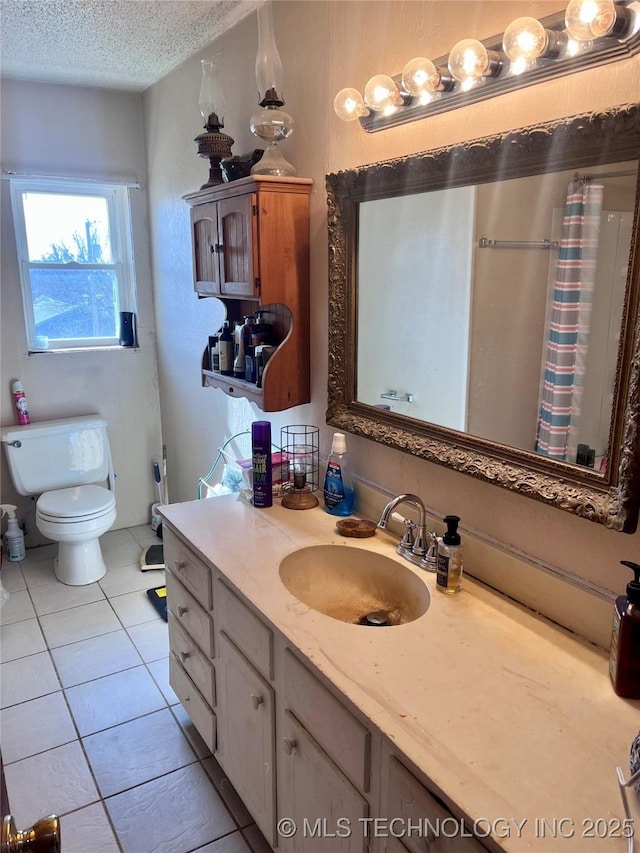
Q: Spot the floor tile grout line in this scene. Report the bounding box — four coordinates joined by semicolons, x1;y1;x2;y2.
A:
2;525;260;853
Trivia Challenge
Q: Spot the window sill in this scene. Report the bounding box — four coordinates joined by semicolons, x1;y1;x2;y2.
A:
28;346;140;355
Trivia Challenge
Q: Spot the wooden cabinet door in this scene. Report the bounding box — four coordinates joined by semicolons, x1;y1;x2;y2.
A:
279;710;368;853
217;631;275;844
191;202;221;295
218;194;256;297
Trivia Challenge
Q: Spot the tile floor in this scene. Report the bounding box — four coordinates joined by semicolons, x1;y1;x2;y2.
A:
0;525;272;853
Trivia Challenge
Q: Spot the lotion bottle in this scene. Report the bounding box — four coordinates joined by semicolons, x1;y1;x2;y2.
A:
323;432;355;516
436;515;463;595
609;561;640;698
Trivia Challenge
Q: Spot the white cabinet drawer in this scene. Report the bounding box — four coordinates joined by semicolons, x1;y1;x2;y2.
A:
164;527;213;610
284;648;370;793
169;653;216;753
385;757;487;853
217;580;273;679
168;612;216;707
166;569;214;658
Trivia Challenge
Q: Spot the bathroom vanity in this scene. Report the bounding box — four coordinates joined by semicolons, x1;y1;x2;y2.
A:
161;496;639;852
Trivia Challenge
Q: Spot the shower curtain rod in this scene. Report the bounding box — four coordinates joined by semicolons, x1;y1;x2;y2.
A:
574;169;637;182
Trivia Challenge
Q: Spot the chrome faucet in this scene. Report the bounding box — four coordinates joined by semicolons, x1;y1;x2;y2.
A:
377;493;429;567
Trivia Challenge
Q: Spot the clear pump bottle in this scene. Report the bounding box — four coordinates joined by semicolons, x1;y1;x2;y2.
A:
436;515;463;595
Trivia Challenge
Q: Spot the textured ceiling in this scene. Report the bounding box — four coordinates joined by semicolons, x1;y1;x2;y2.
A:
0;0;261;91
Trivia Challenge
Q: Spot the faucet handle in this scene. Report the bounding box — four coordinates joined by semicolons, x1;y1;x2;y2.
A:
420;531;438;572
397;518;415;556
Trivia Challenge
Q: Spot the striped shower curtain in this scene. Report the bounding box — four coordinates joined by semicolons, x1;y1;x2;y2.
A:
535;179;604;462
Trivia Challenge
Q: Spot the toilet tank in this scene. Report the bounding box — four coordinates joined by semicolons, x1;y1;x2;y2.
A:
1;415;112;496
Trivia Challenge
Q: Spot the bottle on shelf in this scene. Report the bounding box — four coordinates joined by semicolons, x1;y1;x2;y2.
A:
252;310;271;347
209;335;220;372
218;321;234;376
233;320;246;380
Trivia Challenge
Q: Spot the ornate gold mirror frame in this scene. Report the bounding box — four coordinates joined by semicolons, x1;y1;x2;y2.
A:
326;104;640;533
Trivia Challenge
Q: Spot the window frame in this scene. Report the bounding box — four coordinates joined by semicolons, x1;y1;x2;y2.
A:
9;177;137;351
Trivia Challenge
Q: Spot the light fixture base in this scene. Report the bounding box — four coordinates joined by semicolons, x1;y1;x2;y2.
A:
281;490;319;510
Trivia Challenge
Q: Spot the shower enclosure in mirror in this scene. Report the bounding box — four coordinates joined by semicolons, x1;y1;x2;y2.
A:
327;104;640;532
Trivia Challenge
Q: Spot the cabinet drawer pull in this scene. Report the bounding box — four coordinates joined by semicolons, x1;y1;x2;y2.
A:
250;693;264;710
283;737;297;755
209;244;215;254
179;651;190;663
177;605;188;616
215;242;224;254
174;560;186;572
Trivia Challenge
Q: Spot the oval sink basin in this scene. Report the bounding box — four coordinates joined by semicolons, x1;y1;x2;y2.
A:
279;544;430;626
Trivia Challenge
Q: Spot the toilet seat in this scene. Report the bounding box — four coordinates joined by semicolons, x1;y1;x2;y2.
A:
37;485;115;522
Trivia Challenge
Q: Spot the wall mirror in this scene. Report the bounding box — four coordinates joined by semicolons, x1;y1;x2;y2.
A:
326;104;640;532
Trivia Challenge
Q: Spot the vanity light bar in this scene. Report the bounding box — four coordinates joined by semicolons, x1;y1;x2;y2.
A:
336;2;640;133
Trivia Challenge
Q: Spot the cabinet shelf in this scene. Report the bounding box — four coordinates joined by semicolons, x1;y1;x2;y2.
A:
185;176;312;412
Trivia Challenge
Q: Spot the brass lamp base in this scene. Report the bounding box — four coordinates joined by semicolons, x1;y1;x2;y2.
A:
281;491;319;510
194;116;234;189
2;814;60;853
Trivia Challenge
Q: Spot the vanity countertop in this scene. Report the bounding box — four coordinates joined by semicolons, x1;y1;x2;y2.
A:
161;495;640;852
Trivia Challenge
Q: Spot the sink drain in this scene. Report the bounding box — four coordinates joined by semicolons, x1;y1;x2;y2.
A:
358;610;391;627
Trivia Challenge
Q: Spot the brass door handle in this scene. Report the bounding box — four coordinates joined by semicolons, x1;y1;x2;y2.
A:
2;814;60;853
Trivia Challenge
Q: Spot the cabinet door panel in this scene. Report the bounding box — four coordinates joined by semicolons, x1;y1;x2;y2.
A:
218;195;255;297
192;202;220;294
279;710;368;853
385;757;487;853
217;580;273;679
284;649;370;792
217;631;275;844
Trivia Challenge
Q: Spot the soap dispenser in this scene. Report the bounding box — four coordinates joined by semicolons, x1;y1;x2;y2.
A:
609;561;640;699
436;515;463;595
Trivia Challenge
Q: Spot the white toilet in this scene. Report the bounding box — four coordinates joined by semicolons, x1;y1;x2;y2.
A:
1;415;117;585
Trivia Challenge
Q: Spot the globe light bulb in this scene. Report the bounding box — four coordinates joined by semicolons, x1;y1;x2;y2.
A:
448;39;501;82
333;88;369;122
565;0;619;40
402;56;453;101
503;17;549;61
363;75;402;112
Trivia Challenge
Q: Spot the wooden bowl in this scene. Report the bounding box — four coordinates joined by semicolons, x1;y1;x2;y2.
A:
335;519;377;538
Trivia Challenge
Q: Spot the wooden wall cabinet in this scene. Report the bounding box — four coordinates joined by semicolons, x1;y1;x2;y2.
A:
184;175;312;412
165;521;496;853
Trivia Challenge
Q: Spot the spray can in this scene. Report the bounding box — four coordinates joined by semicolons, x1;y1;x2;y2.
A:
11;381;30;425
1;505;26;561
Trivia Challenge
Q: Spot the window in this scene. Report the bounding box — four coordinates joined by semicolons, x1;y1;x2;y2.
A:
10;178;137;351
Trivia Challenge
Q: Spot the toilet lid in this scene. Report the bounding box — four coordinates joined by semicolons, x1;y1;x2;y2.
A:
37;485;115;520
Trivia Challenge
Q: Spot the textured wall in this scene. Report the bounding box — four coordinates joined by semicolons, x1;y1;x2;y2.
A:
143;1;640;601
0;80;163;538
